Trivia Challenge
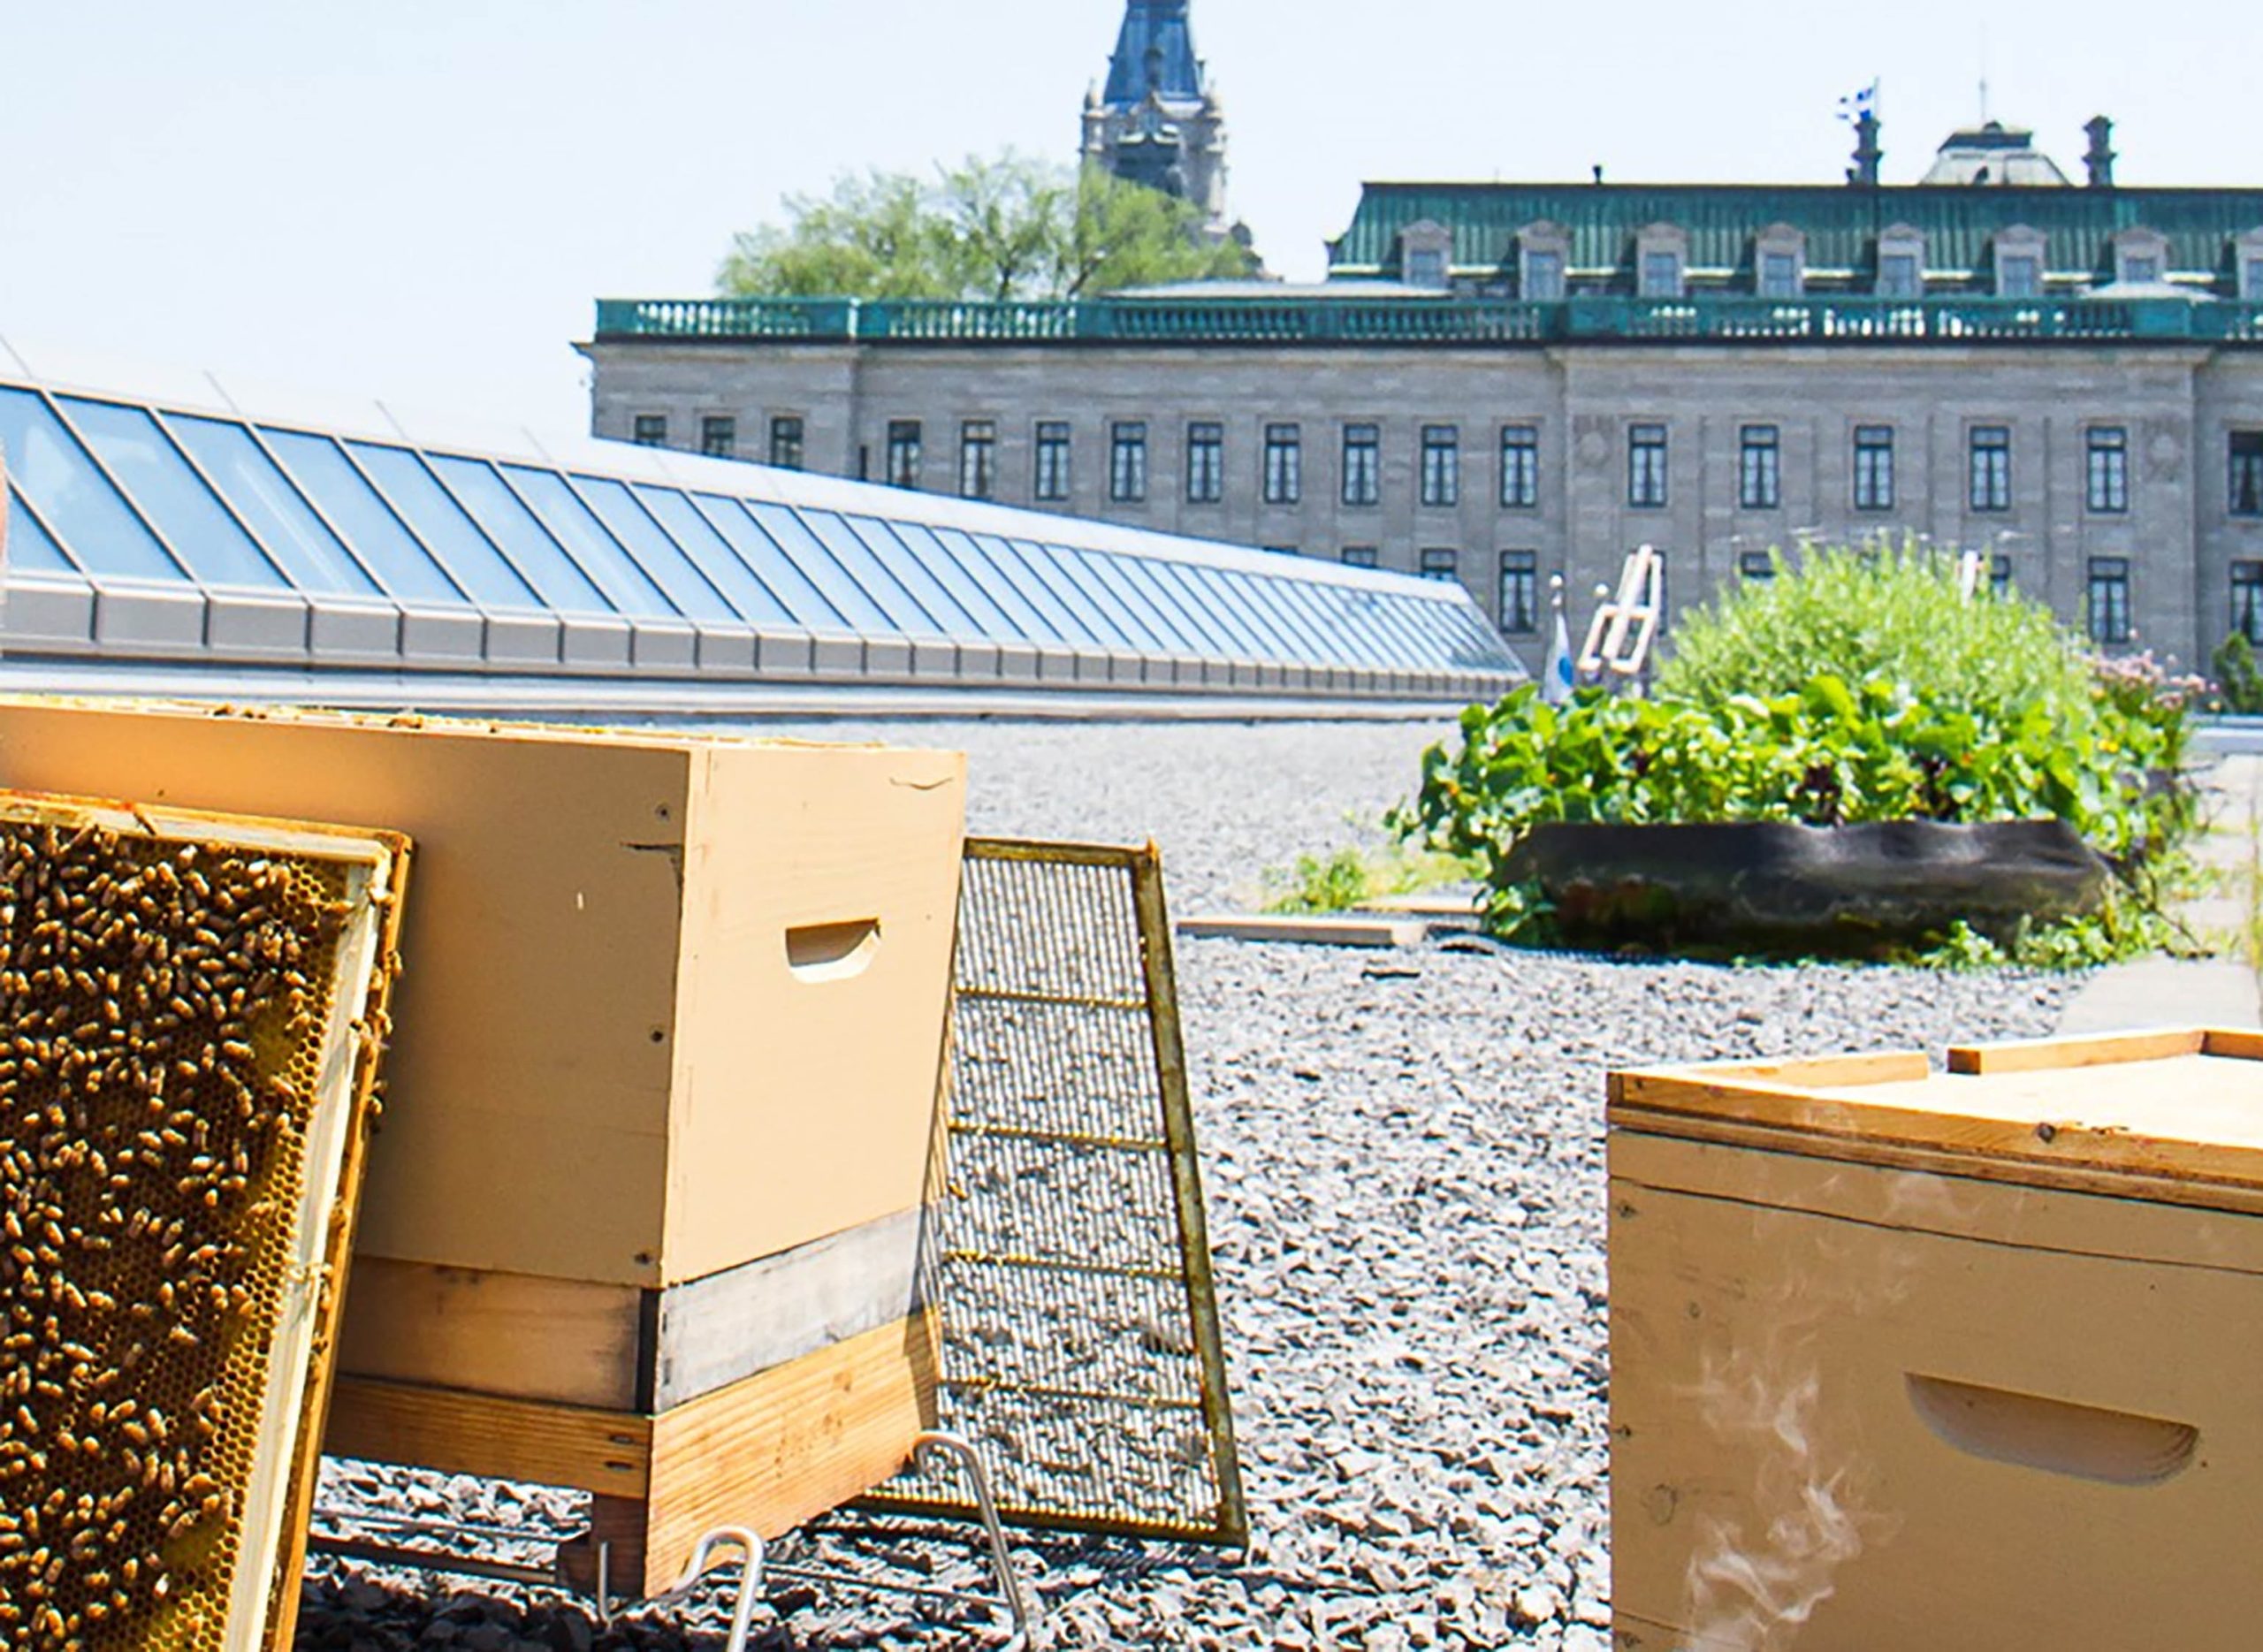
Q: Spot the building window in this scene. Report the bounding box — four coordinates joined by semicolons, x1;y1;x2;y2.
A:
1627;423;1668;509
1419;547;1459;582
1969;425;2012;513
1185;421;1224;504
1109;421;1148;503
1499;424;1539;508
1341;423;1381;506
885;419;922;489
1523;249;1566;301
1263;423;1302;505
1854;425;1894;512
1497;551;1538;634
1997;253;2042;299
2122;253;2162;285
1421;424;1459;508
699;415;736;458
1738;551;1776;582
1639;251;1683;299
768;415;804;469
1342;545;1379;568
1738;424;1780;510
2086;556;2132;644
1990;555;2014;598
1406;247;1448;288
2234;562;2263;643
2246;257;2263;301
1033;421;1071;502
1757;251;1801;299
631;414;668;447
1877;250;1923;298
2232;431;2263;516
959;420;996;499
2086;426;2129;514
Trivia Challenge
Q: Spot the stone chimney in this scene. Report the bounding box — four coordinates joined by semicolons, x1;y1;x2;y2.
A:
2084;116;2116;188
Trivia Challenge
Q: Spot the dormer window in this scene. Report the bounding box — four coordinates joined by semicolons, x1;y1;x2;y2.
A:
1635;225;1688;298
1993;227;2046;298
1398;219;1453;291
2237;229;2263;300
1518;221;1570;301
2113;227;2170;287
1875;225;1926;298
1754;225;1805;298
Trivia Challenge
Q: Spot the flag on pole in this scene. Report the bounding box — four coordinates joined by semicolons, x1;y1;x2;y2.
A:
1542;576;1575;705
1837;80;1879;124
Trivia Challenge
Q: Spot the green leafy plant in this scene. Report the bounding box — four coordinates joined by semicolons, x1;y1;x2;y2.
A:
2213;632;2263;714
1260;841;1477;915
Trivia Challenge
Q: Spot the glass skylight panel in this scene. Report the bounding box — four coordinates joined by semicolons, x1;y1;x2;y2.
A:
507;466;727;620
919;525;1045;641
1123;557;1238;656
1215;567;1321;659
862;518;1024;641
840;516;987;637
1286;582;1384;665
796;508;946;635
1252;574;1352;662
636;489;822;628
976;534;1101;646
166;415;380;596
1068;548;1184;651
260;429;466;605
427;455;625;615
3;490;74;573
735;500;897;632
0;387;179;582
57;397;283;589
1170;561;1276;658
1014;541;1135;648
346;442;541;609
588;480;796;628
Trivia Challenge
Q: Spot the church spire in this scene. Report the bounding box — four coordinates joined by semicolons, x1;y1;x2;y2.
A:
1102;0;1204;107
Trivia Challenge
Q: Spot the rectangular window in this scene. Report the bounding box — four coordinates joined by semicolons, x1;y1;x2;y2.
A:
2086;555;2132;644
1854;424;1895;512
1033;420;1071;502
1738;551;1776;581
699;415;736;459
2247;258;2263;301
1109;421;1148;502
631;414;668;447
2232;431;2263;517
1639;251;1682;298
1499;424;1540;508
1877;251;1922;298
885;419;922;489
1263;423;1302;505
1990;554;2013;599
1628;422;1668;508
1406;247;1448;288
2122;253;2162;285
1998;253;2041;299
1342;545;1379;567
1523;249;1566;301
1738;424;1781;510
1341;423;1381;506
1421;424;1459;507
1185;421;1224;504
1419;547;1459;582
1758;251;1800;298
2086;426;2130;514
2234;561;2263;643
959;419;996;499
1497;550;1539;634
767;415;804;470
1970;425;2012;512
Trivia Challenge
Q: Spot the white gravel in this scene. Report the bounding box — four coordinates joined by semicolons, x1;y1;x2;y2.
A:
300;717;2076;1650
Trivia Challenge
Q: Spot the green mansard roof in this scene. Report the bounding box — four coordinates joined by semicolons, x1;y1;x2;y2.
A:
1329;181;2263;286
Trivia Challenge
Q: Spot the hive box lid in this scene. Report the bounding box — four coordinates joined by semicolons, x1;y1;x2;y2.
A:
1610;1029;2263;1215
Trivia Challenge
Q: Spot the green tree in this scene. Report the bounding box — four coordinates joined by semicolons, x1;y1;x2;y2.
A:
717;152;1252;302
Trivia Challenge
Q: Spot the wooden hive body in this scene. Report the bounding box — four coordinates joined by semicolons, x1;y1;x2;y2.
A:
1607;1031;2263;1651
0;699;965;1594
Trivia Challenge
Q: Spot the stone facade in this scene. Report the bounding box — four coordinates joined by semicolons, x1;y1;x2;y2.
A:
583;334;2263;674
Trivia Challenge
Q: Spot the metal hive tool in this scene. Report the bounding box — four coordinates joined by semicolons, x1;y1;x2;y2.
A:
869;838;1246;1547
0;793;408;1651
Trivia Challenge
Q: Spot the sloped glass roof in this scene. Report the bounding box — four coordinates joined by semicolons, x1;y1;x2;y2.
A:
0;357;1519;683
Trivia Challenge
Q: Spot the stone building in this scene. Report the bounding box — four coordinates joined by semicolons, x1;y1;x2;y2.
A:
583;115;2263;674
1082;0;1231;239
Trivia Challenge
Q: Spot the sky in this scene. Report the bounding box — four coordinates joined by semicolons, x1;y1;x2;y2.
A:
3;0;2257;435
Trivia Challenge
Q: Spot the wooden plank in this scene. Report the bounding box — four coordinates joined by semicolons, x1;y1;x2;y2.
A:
1609;1050;1928;1106
1360;889;1482;917
1947;1027;2208;1075
321;1377;652;1497
334;1260;645;1412
1174;912;1426;948
2205;1028;2263;1061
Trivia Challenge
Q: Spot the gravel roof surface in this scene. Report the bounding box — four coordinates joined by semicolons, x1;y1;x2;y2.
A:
299;718;2077;1651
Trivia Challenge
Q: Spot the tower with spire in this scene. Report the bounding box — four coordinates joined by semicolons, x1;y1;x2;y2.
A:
1082;0;1231;239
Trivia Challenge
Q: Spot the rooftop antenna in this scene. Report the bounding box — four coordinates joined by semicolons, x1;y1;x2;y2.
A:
1978;23;1991;123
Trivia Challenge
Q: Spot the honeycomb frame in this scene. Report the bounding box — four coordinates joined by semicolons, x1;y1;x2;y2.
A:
0;791;408;1651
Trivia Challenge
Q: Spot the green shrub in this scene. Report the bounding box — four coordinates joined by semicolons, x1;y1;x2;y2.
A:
1261;841;1476;915
2213;632;2263;714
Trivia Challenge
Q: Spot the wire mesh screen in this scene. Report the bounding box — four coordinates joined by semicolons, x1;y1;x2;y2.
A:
866;838;1245;1547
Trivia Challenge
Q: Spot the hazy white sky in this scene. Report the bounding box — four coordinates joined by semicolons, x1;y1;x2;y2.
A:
3;0;2255;433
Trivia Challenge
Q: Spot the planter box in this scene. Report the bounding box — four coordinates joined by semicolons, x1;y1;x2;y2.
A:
0;698;966;1594
1609;1029;2263;1649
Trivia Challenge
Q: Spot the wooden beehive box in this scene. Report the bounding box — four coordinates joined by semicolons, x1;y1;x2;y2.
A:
0;698;964;1595
1607;1029;2263;1651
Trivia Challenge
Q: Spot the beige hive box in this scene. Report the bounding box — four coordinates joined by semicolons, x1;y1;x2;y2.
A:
0;698;965;1595
1607;1028;2263;1652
